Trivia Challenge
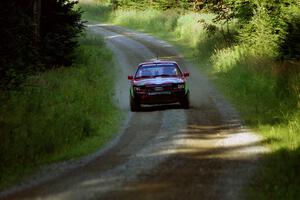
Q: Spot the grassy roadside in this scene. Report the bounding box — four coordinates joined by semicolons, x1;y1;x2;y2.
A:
80;4;300;199
0;33;122;190
79;2;112;23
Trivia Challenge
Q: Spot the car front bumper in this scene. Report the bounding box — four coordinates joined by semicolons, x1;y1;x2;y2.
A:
134;90;187;105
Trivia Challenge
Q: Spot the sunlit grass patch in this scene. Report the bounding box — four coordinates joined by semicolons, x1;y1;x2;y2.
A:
209;54;300;199
248;114;300;199
174;12;214;47
78;1;113;23
112;9;179;34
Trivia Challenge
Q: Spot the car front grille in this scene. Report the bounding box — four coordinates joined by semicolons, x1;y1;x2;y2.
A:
145;84;173;92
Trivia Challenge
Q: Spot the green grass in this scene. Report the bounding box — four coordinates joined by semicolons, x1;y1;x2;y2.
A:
80;5;300;199
210;54;300;199
113;9;179;35
0;34;123;189
78;1;113;23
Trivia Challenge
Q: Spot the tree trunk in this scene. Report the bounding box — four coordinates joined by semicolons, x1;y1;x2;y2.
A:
33;0;41;44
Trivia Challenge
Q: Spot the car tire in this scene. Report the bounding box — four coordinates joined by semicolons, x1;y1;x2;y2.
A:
130;95;140;112
180;93;190;109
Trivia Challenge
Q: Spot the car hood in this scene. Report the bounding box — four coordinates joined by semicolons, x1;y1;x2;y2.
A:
133;77;184;86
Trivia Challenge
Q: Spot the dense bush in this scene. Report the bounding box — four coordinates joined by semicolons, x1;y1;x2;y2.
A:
40;0;84;68
0;2;38;87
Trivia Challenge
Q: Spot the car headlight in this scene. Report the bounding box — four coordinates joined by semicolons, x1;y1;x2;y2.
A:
134;86;143;91
178;84;185;89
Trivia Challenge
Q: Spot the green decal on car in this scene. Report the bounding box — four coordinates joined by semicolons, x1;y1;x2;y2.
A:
185;82;189;94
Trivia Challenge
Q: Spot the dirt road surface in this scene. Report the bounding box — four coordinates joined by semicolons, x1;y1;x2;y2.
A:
0;25;267;200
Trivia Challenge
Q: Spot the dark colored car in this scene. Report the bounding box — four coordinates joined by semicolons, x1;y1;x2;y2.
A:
128;60;190;111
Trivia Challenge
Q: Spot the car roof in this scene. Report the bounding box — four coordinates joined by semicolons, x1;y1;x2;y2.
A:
138;60;178;67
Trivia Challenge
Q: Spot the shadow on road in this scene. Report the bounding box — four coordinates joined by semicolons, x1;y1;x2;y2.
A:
93;121;268;200
137;104;183;112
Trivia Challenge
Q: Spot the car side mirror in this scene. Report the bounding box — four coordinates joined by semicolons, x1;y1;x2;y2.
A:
128;75;134;80
183;72;189;77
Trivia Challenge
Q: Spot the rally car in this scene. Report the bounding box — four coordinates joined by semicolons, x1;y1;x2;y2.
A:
128;60;190;111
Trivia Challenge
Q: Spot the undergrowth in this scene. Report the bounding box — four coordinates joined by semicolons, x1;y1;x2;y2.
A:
78;1;112;23
0;34;122;189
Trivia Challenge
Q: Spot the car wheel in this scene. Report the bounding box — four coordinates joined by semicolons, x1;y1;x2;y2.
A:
130;96;140;112
180;93;190;109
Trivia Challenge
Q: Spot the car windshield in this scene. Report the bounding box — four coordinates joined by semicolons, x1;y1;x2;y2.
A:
135;63;182;79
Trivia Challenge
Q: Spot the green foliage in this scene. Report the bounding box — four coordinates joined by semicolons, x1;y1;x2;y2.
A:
0;35;121;189
280;4;300;59
211;45;245;72
107;0;300;60
226;0;254;22
110;0;198;10
174;13;214;46
233;0;300;60
251;110;300;199
40;0;84;68
101;7;300;199
79;2;113;22
113;9;179;33
0;0;84;88
0;2;39;87
239;7;281;57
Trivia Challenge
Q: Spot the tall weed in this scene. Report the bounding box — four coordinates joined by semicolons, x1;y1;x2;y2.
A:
174;13;213;46
113;9;179;33
78;2;113;22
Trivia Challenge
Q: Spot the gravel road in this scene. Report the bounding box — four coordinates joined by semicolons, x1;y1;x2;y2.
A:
0;24;267;200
